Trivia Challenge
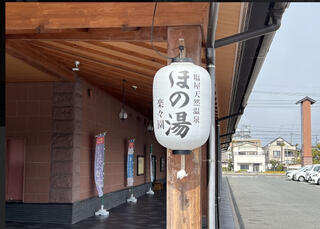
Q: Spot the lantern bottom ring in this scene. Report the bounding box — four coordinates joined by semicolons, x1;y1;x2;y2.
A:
172;150;192;155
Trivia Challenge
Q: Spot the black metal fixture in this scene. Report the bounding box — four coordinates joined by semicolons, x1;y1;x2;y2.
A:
119;79;128;120
216;107;244;123
147;120;154;132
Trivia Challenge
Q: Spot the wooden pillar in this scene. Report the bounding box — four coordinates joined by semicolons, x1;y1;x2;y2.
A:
167;26;202;229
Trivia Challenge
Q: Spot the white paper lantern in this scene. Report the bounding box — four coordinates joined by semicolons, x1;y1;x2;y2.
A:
153;59;212;150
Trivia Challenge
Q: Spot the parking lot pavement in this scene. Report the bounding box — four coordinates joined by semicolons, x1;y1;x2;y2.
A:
227;175;320;229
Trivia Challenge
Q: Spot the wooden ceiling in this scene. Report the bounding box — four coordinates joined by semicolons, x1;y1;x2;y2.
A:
5;2;243;135
6;54;58;83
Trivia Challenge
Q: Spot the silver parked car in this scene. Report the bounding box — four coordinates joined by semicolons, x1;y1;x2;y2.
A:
306;164;320;182
310;172;320;185
286;166;310;180
293;165;313;182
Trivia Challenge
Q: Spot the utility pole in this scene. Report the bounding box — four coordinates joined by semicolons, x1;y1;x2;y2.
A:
290;132;293;145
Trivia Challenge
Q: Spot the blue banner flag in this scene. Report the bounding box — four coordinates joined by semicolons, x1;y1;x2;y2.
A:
94;133;106;197
127;139;135;187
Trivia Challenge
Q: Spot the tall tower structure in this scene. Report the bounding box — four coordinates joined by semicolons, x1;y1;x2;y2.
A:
296;97;316;166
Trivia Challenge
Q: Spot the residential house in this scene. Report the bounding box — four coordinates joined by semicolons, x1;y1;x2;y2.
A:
231;139;266;172
264;137;298;165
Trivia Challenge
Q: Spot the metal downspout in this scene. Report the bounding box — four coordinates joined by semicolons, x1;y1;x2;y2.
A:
206;2;219;229
217;122;222;228
214;4;283;49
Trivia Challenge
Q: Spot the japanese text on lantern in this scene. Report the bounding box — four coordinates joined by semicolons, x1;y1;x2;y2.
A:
193;73;200;124
156;70;193;139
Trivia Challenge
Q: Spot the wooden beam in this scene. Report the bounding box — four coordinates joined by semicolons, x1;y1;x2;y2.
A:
167;26;202;229
6;3;209;31
6;40;74;82
82;75;152;117
87;41;167;65
33;47;153;94
30;40;156;77
80;41;165;69
6;27;167;42
54;41;159;72
26;41;154;83
77;70;152;100
128;41;168;54
18;41;154;98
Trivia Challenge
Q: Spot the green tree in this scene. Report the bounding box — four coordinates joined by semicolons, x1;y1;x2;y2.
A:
276;164;284;171
269;159;280;171
312;144;320;164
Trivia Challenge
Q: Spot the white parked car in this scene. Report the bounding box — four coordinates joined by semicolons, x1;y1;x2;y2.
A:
286;166;308;180
286;170;297;180
306;164;320;182
293;165;313;182
310;172;320;185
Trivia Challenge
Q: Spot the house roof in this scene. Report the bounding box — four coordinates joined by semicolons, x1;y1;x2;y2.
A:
263;137;294;148
234;142;261;148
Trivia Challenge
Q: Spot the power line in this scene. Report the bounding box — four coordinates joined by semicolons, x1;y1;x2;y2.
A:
248;103;320;105
252;90;320;97
246;106;320;109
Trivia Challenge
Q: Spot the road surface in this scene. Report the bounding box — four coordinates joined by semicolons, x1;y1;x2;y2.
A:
227;175;320;229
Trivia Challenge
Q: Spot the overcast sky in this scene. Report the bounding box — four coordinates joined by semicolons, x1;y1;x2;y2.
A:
238;3;320;147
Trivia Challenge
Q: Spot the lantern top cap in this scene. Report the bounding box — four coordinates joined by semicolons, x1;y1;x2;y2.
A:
172;57;193;63
295;96;316;105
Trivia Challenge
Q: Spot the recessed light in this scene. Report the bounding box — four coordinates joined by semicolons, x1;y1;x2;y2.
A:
132;85;138;90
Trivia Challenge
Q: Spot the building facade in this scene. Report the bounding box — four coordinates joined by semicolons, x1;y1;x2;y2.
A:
264;137;297;165
231;139;266;172
5;79;167;224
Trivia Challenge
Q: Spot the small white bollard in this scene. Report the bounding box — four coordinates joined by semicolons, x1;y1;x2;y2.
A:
95;205;109;217
127;194;137;203
146;187;154;195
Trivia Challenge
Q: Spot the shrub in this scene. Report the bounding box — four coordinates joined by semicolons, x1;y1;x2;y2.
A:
276;164;284;171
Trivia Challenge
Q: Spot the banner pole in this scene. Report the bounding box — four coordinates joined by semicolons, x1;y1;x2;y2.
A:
146;144;154;195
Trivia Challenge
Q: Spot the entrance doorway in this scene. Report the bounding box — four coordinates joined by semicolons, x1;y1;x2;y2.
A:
6;137;25;201
253;164;260;172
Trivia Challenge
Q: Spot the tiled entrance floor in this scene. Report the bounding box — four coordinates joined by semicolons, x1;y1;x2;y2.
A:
6;191;166;229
